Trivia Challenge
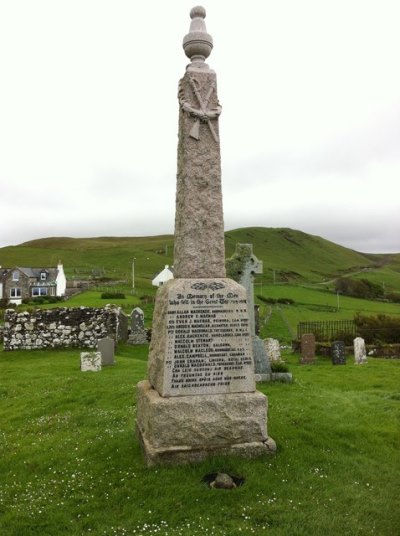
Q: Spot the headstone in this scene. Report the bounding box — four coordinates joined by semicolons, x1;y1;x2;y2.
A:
264;338;281;362
128;307;148;345
118;311;129;342
226;243;271;379
331;340;346;365
80;351;102;372
254;304;260;336
300;333;315;364
354;337;367;364
136;7;276;466
97;337;115;366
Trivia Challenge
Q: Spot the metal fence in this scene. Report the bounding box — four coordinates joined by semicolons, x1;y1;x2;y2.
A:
297;320;356;342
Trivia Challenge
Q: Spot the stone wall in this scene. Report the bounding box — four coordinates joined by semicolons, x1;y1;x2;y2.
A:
3;305;127;351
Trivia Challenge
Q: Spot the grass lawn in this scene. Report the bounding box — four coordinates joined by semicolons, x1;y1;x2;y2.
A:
256;284;400;344
0;345;399;535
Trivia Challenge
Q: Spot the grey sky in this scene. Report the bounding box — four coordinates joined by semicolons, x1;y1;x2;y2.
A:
0;0;399;253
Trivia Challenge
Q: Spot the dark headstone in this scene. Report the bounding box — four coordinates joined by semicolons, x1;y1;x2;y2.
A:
254;304;260;336
331;340;346;365
97;337;115;365
131;307;144;332
128;307;148;345
118;311;129;342
300;333;315;364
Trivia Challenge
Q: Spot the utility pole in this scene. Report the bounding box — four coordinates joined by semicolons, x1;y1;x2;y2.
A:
132;258;136;293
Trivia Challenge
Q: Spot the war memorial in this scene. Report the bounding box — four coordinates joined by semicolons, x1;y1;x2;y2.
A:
136;6;276;465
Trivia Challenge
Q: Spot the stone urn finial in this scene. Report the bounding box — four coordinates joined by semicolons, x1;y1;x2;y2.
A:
183;6;213;66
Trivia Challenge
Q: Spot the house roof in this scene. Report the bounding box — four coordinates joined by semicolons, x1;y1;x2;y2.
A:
1;266;59;282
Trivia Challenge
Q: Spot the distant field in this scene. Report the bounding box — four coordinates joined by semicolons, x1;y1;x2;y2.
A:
256;284;400;343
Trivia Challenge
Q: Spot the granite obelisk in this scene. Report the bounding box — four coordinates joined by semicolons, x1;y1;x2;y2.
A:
136;6;276;466
174;7;225;279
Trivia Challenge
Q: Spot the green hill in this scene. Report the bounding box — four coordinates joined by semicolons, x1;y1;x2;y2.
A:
1;227;399;292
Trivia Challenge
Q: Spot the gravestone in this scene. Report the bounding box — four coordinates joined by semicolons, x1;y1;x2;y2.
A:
264;338;281;362
128;307;148;345
118;311;129;342
226;243;271;380
80;351;102;372
300;333;315;364
254;304;260;336
354;337;367;364
331;340;346;365
136;7;276;466
97;337;115;366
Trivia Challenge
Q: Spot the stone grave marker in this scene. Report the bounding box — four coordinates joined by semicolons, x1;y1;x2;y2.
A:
264;338;281;362
226;243;271;379
128;307;148;345
254;304;260;336
300;333;315;364
354;337;367;364
81;351;102;372
97;336;115;366
331;340;346;365
136;7;276;466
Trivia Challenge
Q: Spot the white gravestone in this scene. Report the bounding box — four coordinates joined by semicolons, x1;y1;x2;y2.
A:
264;338;281;362
354;337;367;364
80;351;102;372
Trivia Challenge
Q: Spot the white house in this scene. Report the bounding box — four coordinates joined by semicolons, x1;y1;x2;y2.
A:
152;265;174;287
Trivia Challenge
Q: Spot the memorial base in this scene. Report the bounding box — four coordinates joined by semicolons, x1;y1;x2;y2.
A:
136;380;276;466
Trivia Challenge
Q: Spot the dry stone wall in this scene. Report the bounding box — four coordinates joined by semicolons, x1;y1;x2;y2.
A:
3;305;126;351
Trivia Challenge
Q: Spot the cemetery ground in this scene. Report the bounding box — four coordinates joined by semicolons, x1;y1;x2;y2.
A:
1;344;399;536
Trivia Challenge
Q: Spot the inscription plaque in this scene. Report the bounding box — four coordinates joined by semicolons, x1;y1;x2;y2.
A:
148;279;256;397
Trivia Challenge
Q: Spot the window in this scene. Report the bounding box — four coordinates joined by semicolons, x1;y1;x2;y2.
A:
12;271;19;281
10;288;21;298
40;272;47;281
32;287;48;297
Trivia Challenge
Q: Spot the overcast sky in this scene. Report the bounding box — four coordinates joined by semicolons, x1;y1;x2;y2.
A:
0;0;399;253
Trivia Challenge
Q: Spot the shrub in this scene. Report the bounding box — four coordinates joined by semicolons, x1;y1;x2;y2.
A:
354;313;400;344
271;361;289;373
335;277;384;300
0;298;9;309
140;295;155;304
277;297;295;305
386;292;400;303
101;292;125;299
47;296;63;303
256;296;277;304
257;295;294;305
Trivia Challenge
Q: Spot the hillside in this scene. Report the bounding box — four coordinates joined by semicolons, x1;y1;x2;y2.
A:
1;227;399;291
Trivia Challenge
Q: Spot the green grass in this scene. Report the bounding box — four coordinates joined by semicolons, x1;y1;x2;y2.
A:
1;227;400;291
1;345;399;535
256;284;400;344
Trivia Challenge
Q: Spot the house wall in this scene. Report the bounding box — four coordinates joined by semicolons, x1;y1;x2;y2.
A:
152;266;174;287
56;263;67;296
3;269;30;303
3;305;128;351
